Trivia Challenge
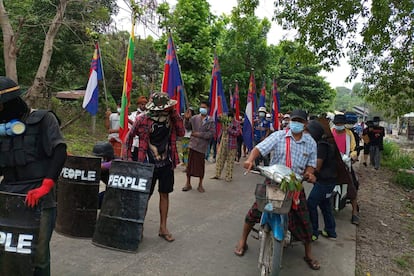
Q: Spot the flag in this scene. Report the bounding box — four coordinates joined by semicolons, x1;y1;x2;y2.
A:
272;78;280;130
119;25;135;142
161;32;186;113
229;86;233;110
259;80;266;108
208;53;228;136
243;71;256;151
82;43;103;115
233;81;240;121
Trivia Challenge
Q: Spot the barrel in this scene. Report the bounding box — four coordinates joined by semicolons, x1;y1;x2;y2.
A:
0;191;40;275
92;160;154;252
55;155;101;238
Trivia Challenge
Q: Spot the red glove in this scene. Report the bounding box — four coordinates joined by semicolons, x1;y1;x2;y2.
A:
25;178;54;208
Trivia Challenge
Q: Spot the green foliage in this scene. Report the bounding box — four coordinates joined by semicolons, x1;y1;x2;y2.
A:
382;141;414;190
273;0;414;118
333;86;364;111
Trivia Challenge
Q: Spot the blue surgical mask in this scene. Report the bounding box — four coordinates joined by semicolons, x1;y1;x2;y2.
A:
334;125;345;131
289;121;304;134
199;107;208;115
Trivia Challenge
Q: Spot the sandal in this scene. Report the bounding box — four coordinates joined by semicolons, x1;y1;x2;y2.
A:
234;244;248;257
182;186;192;192
304;256;320;270
158;233;175;242
197;187;205;193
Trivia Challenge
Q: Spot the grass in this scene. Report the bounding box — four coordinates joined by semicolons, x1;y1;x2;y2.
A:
54;100;108;156
382;140;414;190
393;255;414;270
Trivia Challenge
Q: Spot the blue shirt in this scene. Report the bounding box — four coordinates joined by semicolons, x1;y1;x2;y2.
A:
256;129;317;175
254;118;270;143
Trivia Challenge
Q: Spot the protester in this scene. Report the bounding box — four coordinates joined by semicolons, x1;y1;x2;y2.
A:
182;101;215;193
306;120;338;241
234;109;320;271
123;92;184;242
181;107;195;170
344;111;362;161
236;115;244;162
211;110;242;182
254;106;271;166
361;120;374;167
92;141;115;208
281;113;290;130
128;96;148;161
0;76;67;275
368;116;385;170
331;114;360;225
105;102;121;157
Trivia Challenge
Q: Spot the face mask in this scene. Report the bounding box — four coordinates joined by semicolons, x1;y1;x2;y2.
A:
334;125;345;131
259;112;266;118
266;118;272;122
289;121;304;134
117;108;121;113
282;120;288;125
199;107;208;115
373;122;379;126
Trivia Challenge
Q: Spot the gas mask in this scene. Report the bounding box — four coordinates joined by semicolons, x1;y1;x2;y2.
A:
0;119;26;136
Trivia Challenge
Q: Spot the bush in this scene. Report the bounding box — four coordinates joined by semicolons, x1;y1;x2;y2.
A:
382;141;414;190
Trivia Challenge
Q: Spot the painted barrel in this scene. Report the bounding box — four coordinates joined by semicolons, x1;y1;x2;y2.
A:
55;155;101;238
0;191;40;275
92;160;154;252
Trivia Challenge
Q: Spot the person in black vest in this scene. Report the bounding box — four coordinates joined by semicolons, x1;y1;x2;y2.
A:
0;76;67;275
306;120;338;240
368;116;385;170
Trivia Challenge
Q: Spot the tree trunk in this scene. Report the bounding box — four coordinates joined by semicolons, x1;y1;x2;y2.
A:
0;0;18;82
25;0;69;108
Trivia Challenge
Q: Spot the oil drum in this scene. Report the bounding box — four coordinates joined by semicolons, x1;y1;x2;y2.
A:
55;155;101;238
0;191;40;275
92;160;154;252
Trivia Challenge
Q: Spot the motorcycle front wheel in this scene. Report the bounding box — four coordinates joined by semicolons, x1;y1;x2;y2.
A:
260;224;283;276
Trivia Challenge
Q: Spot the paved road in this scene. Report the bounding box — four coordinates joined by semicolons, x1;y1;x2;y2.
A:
51;160;355;275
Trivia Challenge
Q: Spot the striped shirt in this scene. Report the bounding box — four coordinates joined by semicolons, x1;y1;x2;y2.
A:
256;129;317;175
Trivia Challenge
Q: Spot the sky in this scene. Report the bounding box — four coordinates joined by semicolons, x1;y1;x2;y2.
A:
115;0;359;89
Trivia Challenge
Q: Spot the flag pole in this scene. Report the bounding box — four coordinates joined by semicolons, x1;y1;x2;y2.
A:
97;41;109;110
168;29;189;111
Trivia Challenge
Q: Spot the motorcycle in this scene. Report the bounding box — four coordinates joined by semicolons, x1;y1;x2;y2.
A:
249;164;302;276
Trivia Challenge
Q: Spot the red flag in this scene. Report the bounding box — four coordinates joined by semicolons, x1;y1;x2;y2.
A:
234;81;240;121
119;25;135;142
272;78;280;130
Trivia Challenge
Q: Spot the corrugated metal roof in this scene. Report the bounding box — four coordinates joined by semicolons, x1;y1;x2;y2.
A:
56;90;85;100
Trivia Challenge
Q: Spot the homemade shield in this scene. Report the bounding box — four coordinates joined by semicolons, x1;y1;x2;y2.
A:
0;191;40;275
55;155;101;238
92;160;154;252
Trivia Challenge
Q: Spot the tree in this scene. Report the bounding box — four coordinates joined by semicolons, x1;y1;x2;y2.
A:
0;0;116;107
273;0;414;117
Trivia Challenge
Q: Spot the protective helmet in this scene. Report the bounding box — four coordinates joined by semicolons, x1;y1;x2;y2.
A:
344;112;358;124
258;107;267;113
306;120;325;142
0;76;24;103
92;141;114;160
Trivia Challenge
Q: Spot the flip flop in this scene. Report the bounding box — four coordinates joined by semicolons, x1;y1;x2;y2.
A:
197;187;205;193
159;233;175;242
182;186;192;192
234;244;248;257
304;256;320;270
